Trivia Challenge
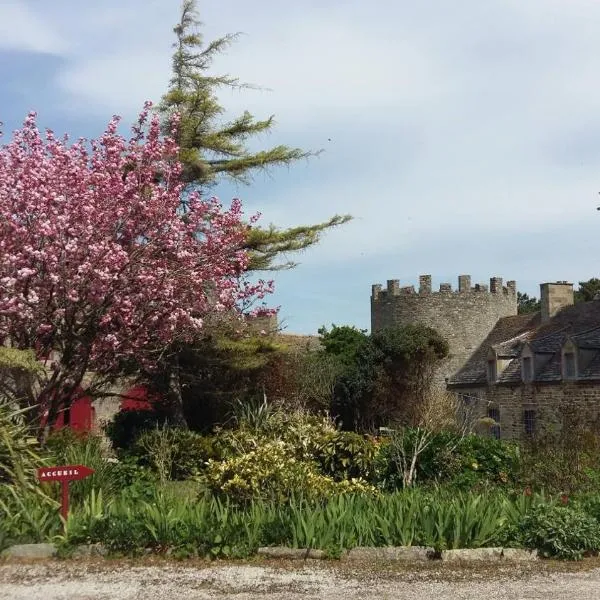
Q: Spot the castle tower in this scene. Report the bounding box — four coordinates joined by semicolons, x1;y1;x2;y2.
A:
371;275;518;385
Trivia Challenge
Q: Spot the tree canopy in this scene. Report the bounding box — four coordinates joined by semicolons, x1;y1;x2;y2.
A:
575;278;600;303
327;324;450;432
517;292;541;315
0;105;272;436
158;0;351;270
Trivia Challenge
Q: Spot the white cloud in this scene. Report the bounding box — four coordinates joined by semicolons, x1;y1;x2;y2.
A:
0;1;68;55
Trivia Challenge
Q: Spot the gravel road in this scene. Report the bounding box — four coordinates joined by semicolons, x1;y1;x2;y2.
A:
2;560;600;599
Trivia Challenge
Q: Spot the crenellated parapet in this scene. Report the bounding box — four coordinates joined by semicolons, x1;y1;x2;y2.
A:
371;275;517;302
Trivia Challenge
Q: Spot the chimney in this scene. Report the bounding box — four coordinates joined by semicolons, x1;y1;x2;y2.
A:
540;281;574;322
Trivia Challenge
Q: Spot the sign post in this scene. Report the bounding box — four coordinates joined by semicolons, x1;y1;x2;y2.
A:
37;465;95;521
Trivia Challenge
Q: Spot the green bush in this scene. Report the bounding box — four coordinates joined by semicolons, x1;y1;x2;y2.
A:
0;486;61;551
105;408;168;451
311;431;380;482
513;503;600;560
0;403;47;490
132;427;219;481
203;439;377;503
376;431;519;490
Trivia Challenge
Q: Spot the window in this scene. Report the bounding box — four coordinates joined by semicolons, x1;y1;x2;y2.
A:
487;360;497;383
523;409;536;436
522;356;533;383
488;407;501;439
564;352;576;379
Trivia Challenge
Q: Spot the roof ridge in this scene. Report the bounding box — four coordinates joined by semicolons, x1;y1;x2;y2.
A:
569;324;600;339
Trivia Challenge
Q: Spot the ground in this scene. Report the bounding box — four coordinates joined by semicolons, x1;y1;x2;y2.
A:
2;558;600;599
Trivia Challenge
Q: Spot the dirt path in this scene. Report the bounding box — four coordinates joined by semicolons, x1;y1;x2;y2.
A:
2;560;600;599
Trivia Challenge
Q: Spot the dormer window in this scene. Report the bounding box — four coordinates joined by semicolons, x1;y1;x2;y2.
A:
487;359;497;383
563;351;576;379
522;356;534;383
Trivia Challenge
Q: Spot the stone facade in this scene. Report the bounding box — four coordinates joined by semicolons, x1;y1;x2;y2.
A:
446;283;600;440
372;275;600;441
456;382;600;440
371;275;517;385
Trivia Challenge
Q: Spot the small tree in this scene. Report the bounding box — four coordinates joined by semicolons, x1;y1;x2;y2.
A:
0;104;273;439
331;324;449;432
387;389;464;487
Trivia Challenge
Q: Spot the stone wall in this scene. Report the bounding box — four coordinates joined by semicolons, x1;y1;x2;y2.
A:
453;382;600;440
371;275;517;385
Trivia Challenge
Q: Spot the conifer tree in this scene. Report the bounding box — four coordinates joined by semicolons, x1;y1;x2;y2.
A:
159;0;351;270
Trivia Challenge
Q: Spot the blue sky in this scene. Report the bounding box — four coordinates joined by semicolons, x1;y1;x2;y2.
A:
2;1;600;334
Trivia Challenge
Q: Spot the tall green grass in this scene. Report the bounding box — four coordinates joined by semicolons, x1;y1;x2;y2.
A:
57;487;542;557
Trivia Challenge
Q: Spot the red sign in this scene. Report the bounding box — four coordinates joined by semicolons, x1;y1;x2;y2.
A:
37;464;95;521
38;465;95;482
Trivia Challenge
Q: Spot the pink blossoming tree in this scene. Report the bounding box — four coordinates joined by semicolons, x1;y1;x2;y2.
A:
0;103;273;437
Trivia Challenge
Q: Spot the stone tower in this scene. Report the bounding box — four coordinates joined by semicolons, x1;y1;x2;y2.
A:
370;275;518;384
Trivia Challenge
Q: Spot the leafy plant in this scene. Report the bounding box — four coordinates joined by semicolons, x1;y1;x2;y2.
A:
46;429;121;503
0;403;47;491
105;408;168;451
132;426;218;481
312;431;380;481
203;439;377;503
512;503;600;560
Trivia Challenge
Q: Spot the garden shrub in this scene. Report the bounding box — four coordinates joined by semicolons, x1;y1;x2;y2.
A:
132;427;219;481
311;430;380;482
0;402;46;490
203;439;377;503
376;430;519;490
512;503;600;560
105;408;168;451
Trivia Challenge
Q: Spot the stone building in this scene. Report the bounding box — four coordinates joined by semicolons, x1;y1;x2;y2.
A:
448;282;600;440
371;275;518;386
371;275;600;440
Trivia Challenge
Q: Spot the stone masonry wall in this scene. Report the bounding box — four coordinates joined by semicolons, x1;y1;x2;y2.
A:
371;275;517;385
453;383;600;440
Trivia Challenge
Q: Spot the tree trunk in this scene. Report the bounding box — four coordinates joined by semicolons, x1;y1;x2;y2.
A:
168;356;188;428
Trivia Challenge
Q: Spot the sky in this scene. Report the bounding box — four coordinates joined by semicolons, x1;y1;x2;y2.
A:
2;1;600;334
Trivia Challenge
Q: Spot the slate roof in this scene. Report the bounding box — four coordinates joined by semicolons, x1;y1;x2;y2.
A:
448;300;600;387
447;314;538;386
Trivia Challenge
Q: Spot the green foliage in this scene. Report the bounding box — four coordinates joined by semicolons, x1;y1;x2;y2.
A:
203;439;377;503
312;431;380;482
7;468;600;562
0;403;46;490
318;324;369;366
0;347;42;373
517;292;541;314
57;487;556;557
513;503;600;559
160;0;311;187
132;426;219;481
105;408;168;451
0;486;61;551
377;431;519;491
575;277;600;303
332;324;450;431
158;0;350;271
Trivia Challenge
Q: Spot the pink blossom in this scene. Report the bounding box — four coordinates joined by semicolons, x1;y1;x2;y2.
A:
0;104;276;425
